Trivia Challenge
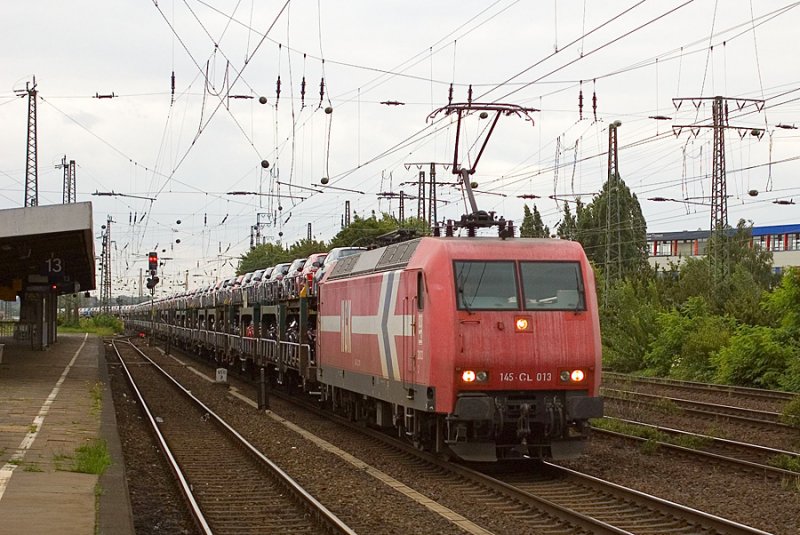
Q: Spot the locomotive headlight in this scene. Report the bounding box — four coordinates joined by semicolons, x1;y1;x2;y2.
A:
514;316;532;332
461;370;476;382
560;370;570;382
476;371;489;382
571;369;585;382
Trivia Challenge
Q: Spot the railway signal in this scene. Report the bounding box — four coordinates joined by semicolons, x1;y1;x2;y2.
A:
148;251;158;274
147;252;159;294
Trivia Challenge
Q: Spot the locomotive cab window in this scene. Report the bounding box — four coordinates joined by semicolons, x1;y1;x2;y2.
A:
454;261;518;310
520;261;585;311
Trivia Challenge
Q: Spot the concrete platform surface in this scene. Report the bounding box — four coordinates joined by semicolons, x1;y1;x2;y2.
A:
0;333;134;535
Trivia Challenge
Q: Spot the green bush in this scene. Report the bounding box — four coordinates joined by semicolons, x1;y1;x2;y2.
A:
643;297;734;380
60;314;123;335
713;325;794;389
601;279;660;372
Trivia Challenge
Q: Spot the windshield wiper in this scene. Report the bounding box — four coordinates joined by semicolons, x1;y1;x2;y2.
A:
458;285;473;314
574;268;585;312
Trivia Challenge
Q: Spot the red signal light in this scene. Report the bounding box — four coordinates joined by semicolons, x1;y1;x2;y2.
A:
148;251;158;272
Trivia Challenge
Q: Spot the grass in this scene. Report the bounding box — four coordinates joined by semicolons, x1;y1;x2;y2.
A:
94;482;104;535
782;476;800;494
52;453;72;471
653;397;682;415
58;313;124;337
72;439;111;475
22;462;43;472
640;439;660;455
59;325;118;337
769;454;800;473
593;417;712;452
672;434;712;449
592;417;667;441
89;382;103;416
780;397;800;429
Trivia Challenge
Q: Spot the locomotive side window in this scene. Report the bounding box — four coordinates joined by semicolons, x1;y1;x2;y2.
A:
417;271;424;310
454;261;518;310
520;261;586;311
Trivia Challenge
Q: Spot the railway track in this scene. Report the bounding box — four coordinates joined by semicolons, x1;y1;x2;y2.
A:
602;387;793;428
111;339;355;535
141;342;773;535
490;462;772;535
592;416;800;478
603;372;797;412
274;382;775;535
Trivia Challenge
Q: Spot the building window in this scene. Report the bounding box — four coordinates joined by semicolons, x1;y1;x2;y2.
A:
656;241;672;256
771;234;784;252
697;239;708;255
790;233;800;251
676;240;694;257
755;236;767;249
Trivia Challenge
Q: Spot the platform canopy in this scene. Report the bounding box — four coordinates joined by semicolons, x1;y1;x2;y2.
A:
0;202;96;297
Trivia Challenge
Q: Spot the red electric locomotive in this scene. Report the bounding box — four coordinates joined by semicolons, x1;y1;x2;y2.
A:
317;236;603;461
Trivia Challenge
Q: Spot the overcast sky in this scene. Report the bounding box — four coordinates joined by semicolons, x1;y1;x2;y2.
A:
1;0;798;295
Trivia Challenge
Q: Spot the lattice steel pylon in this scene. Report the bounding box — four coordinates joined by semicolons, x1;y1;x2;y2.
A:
403;162;452;228
21;79;38;207
710;97;727;235
604;121;622;303
672;95;765;280
57;156;77;204
65;160;76;203
100;217;112;313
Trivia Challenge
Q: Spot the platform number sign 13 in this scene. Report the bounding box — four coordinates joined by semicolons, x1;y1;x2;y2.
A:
46;256;63;273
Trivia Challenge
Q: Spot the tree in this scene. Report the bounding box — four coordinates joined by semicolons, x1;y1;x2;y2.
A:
520;204;550;238
601;278;661;372
574;175;648;282
287;238;328;260
556;200;578;241
237;242;291;274
762;267;800;334
663;220;777;320
328;213;429;249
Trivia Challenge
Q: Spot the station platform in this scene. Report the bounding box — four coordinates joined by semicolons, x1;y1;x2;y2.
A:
0;333;134;535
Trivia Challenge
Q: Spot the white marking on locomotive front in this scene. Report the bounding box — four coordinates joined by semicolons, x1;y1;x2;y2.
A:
382;272;409;381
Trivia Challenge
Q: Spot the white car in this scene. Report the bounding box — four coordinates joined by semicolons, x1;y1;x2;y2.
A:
314;247;366;282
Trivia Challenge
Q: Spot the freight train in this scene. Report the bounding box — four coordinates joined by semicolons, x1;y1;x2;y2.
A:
124;234;604;461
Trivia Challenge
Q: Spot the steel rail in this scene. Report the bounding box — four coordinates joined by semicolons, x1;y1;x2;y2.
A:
593;418;800;478
602;388;792;427
603;372;797;403
113;339;357;535
111;339;213;535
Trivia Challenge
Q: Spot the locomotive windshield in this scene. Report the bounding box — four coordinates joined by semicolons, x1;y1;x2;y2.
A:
453;260;586;311
454;261;518;310
520;261;585;311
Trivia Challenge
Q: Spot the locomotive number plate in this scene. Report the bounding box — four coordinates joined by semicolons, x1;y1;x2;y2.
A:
499;372;551;382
